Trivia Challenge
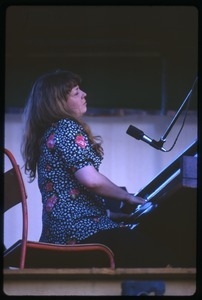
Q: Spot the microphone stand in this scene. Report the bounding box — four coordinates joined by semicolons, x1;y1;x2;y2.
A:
154;84;195;150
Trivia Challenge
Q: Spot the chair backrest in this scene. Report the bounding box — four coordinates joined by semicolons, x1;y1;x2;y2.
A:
4;149;116;269
4;148;28;268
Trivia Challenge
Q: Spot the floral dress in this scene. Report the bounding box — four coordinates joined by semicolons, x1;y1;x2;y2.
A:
38;118;119;245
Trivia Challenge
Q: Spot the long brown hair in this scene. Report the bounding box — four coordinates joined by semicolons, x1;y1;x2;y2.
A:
21;70;103;182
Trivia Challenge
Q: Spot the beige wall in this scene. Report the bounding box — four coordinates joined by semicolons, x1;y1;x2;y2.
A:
4;111;197;248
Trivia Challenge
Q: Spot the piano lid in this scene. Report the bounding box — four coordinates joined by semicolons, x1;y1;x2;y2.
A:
134;139;197;200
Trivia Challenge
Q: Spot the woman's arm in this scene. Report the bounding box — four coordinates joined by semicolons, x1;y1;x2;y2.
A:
75;165;145;206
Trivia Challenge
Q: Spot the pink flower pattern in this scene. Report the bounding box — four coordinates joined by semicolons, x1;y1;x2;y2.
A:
45;181;53;192
45;164;52;171
46;195;58;212
75;134;87;148
69;188;80;199
66;239;77;245
46;133;55;149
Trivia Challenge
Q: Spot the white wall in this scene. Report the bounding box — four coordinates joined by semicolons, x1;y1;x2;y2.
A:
4;111;197;248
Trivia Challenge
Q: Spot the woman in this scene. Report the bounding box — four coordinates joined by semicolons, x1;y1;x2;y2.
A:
21;70;171;267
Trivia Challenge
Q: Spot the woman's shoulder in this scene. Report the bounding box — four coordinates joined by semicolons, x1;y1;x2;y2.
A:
57;118;80;130
54;119;87;139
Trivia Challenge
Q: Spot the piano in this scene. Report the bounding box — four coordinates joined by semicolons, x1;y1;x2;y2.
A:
112;140;198;267
122;139;197;212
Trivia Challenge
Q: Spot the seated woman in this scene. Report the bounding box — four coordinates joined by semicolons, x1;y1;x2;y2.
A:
21;69;172;267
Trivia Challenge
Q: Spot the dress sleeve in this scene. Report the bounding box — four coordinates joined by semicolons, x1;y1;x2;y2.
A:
54;119;100;172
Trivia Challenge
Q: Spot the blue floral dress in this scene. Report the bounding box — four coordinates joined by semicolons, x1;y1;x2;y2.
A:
38;118;119;245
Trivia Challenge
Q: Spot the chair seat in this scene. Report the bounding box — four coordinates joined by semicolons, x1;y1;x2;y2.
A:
4;240;115;269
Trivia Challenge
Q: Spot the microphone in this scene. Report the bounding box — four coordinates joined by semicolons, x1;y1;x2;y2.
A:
126;125;166;152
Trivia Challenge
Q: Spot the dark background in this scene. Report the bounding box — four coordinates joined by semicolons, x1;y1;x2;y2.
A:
5;5;198;113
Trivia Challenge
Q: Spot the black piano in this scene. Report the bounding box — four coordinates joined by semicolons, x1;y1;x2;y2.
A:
108;139;198;267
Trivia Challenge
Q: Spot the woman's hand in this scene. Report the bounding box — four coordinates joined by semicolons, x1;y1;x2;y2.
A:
126;194;146;206
107;210;132;223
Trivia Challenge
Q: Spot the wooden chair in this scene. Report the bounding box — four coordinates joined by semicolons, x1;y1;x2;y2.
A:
3;148;115;269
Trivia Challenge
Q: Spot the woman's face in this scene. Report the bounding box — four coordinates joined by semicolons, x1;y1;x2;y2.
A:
66;85;87;117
